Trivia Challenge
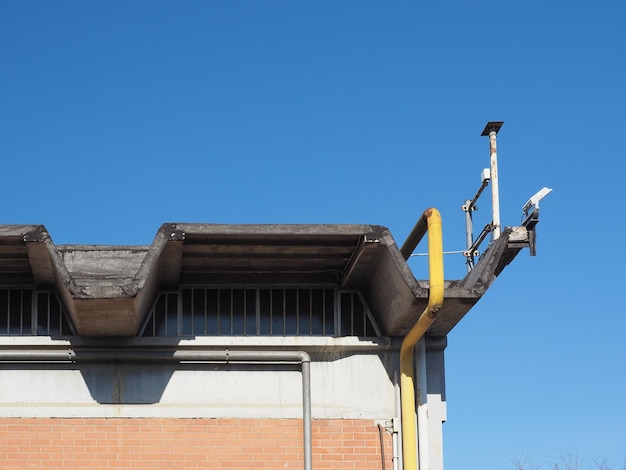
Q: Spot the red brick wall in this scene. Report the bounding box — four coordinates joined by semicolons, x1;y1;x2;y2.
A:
0;418;393;469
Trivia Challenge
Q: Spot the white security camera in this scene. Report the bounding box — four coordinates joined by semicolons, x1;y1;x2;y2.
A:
481;168;491;184
522;187;553;214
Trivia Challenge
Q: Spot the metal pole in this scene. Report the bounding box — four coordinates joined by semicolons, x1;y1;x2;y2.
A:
393;370;403;470
301;359;313;470
463;199;474;272
481;122;504;240
489;130;501;240
400;214;428;260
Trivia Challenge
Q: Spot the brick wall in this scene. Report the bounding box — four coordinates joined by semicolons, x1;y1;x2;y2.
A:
0;418;393;469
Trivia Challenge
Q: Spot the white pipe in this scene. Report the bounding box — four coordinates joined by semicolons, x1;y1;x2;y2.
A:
392;431;399;470
393;370;402;470
489;130;501;240
416;339;430;470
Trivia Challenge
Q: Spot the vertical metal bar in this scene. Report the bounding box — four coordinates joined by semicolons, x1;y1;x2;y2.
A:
58;296;63;335
147;298;153;336
243;288;247;336
269;288;274;336
301;358;313;470
203;289;208;335
19;289;24;335
46;292;51;335
363;298;367;336
256;287;260;336
6;290;10;335
489;129;501;240
322;288;326;335
217;289;221;336
190;288;194;335
464;199;474;272
152;297;156;336
177;291;183;336
394;369;403;470
335;289;341;336
296;289;300;335
164;294;168;337
464;199;474;249
350;293;355;336
31;290;38;336
282;288;286;336
230;289;234;336
3;291;8;334
481;121;504;241
308;287;313;336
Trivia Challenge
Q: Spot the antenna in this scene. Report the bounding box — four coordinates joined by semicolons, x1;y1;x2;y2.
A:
481;121;504;240
461;121;504;271
418;122;552;268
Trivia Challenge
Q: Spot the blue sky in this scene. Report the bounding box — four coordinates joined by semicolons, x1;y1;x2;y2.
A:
2;1;625;468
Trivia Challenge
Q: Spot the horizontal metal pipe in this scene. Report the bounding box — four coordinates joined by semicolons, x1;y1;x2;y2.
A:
0;348;312;470
0;350;76;362
0;349;310;363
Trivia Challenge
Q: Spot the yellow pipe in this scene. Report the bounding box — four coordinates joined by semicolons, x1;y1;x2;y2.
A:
400;208;444;470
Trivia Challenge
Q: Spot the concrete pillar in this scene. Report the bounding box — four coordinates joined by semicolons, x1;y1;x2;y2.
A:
415;337;447;470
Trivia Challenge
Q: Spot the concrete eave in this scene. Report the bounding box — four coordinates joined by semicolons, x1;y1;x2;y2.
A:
0;223;529;338
427;226;530;336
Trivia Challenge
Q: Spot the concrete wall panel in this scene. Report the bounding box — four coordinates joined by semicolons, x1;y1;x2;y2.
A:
0;350;396;420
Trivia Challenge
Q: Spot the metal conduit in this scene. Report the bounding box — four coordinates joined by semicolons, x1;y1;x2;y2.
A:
398;208;444;470
0;348;312;470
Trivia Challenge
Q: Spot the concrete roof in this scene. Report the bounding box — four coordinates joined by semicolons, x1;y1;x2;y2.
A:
0;223;530;337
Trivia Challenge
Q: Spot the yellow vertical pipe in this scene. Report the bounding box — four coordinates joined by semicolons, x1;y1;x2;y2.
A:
400;208;444;470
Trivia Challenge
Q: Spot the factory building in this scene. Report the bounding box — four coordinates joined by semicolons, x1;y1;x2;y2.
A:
0;206;539;469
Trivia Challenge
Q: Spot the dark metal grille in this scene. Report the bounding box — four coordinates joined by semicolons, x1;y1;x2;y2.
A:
0;288;75;336
141;287;379;338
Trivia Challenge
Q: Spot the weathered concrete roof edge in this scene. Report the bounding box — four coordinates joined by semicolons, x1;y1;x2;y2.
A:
2;223;421;336
0;223;528;338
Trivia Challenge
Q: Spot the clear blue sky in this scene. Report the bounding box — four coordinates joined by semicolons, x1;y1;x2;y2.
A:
2;1;625;468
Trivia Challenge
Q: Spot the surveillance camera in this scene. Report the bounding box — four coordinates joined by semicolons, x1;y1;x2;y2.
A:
481;168;491;184
522;187;553;214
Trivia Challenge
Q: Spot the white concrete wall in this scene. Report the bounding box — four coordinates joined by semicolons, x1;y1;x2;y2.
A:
0;337;398;420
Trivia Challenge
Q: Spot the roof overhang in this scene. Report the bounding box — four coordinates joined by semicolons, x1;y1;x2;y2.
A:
0;223;530;337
